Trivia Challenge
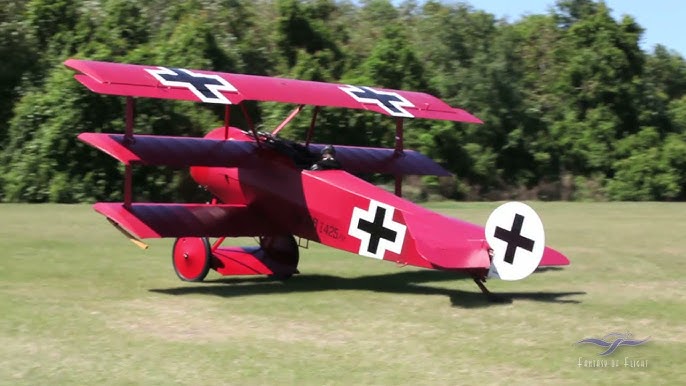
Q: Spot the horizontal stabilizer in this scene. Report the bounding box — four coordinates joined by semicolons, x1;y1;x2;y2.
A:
94;203;274;239
78;133;257;167
401;210;491;269
309;144;451;176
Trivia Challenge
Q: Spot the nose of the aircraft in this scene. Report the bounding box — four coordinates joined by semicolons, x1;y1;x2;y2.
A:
189;165;209;185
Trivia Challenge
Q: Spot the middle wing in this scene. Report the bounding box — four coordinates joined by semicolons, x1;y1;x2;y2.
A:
308;144;451;176
79;132;451;175
78;133;259;167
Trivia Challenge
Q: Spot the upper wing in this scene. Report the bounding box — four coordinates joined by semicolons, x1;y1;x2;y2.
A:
64;59;482;123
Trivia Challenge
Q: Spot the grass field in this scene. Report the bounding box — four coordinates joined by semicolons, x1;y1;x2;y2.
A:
0;202;684;385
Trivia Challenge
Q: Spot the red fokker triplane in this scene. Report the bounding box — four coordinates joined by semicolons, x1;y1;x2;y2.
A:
65;59;569;300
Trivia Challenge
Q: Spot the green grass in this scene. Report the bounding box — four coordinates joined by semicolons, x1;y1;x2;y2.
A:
1;202;684;385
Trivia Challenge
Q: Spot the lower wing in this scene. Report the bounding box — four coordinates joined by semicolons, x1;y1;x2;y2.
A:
94;203;275;238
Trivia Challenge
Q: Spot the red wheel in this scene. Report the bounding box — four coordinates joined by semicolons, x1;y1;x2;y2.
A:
172;237;211;282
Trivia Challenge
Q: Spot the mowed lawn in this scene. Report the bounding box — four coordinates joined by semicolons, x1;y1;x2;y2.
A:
0;202;684;385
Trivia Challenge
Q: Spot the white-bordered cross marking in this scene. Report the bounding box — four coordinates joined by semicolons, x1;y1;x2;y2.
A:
145;67;237;104
348;199;407;259
339;85;415;118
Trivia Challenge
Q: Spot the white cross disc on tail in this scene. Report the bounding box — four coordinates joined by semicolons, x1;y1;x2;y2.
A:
485;202;545;281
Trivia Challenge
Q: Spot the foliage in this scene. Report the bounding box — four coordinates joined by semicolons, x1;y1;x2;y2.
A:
1;0;686;202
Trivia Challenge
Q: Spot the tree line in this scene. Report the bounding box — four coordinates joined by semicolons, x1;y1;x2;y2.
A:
1;0;685;203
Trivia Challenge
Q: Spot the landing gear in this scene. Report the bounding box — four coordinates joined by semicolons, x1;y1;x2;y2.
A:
472;274;510;303
260;235;299;280
172;237;211;282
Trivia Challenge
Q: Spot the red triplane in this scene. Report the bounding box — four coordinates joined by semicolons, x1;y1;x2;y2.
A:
65;59;569;299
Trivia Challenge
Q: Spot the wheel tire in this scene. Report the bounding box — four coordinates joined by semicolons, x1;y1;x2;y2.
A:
172;237;211;282
261;235;299;281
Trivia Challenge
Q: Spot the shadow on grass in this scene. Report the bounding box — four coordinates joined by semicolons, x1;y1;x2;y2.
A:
150;270;584;308
535;266;565;273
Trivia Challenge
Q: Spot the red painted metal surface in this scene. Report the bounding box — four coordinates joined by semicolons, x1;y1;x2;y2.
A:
64;59;482;123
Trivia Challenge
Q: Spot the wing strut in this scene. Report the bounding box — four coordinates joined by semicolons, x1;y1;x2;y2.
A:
124;96;135;208
394;117;404;197
240;103;261;148
305;106;319;147
272;104;304;136
223;105;230;140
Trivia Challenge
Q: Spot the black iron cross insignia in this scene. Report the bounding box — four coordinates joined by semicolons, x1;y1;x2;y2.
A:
145;67;237;104
493;214;535;264
348;200;407;259
340;85;415;118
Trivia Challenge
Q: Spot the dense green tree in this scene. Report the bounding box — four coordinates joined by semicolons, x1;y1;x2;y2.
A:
275;0;342;72
0;1;37;140
551;2;644;174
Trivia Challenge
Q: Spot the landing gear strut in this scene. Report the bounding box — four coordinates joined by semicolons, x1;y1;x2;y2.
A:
472;274;510;303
